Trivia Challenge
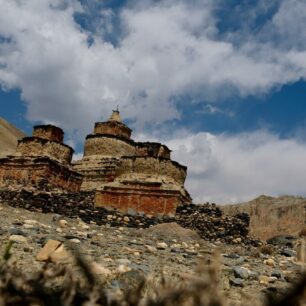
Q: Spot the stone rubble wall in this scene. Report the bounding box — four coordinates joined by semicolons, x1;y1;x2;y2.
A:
0;190;256;244
221;195;306;241
16;137;73;165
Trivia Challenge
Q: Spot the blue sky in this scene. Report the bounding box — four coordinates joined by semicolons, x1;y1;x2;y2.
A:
1;0;306;203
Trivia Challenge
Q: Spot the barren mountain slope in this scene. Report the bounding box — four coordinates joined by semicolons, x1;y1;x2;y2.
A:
0;117;25;158
221;195;306;240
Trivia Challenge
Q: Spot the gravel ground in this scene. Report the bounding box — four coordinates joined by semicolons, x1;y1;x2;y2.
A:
0;201;305;305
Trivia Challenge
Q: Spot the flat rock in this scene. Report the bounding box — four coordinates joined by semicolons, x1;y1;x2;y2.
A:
36;239;62;261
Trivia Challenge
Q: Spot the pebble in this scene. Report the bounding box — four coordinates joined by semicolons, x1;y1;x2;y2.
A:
24;219;39;225
182;242;188;248
230;278;244;287
9;235;27;243
145;245;157;253
233;266;250;279
271;270;282;279
59;220;68;228
259;275;270;285
69;238;81;244
117;264;132;273
81;224;90;230
264;258;276;267
23;224;35;229
157;242;168;250
123;216;130;222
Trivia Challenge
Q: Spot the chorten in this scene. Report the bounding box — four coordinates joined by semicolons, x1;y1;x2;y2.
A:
73;110;191;216
0;125;82;191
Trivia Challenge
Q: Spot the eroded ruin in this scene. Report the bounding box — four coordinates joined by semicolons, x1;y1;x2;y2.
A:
0;125;82;192
73;110;191;215
0;112;191;216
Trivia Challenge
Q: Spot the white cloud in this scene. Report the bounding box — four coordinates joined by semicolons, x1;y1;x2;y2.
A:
0;0;306;143
154;130;306;204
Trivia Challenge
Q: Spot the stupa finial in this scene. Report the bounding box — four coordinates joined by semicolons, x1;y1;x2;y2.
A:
108;107;122;123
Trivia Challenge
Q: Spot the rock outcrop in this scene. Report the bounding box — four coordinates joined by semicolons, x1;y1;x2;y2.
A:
221;195;306;241
0;125;82;192
73;110;191;216
0;117;25;158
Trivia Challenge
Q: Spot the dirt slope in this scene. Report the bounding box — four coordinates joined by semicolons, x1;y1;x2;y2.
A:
0;117;25;158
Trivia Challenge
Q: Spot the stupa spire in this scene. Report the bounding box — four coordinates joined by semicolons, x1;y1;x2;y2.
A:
108;106;122;123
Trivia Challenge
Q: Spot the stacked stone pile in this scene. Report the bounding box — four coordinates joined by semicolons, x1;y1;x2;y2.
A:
0;190;257;244
175;204;258;245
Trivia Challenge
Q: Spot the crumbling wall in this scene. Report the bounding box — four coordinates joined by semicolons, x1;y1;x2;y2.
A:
116;156;187;185
84;136;135;157
73;156;121;190
94;121;132;139
95;184;181;216
16;137;73;165
0;156;82;192
221;195;306;240
33;125;64;143
135;143;171;159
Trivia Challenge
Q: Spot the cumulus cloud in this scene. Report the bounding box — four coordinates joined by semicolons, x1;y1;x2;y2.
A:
0;0;306;141
151;130;306;204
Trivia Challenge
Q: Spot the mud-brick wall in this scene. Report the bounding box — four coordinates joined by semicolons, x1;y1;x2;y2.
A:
0;157;82;192
95;188;180;216
84;136;136;157
73;157;121;191
16;137;73;165
116;156;187;185
94;122;131;139
33;125;64;143
135;143;171;159
221;196;306;240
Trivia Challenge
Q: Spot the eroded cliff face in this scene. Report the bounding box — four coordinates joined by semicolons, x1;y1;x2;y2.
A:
221;195;306;240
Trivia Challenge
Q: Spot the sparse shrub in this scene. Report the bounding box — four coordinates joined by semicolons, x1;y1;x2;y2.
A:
260;244;275;255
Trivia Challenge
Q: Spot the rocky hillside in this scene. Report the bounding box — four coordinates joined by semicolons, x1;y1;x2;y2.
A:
221;195;306;241
0;201;305;306
0;117;25;158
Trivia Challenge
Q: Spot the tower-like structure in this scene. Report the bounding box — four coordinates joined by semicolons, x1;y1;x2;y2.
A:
73;110;191;215
0;125;82;191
